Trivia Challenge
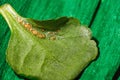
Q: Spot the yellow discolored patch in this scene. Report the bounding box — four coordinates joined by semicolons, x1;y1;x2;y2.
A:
31;30;38;35
24;23;32;29
17;17;23;23
37;33;46;39
50;36;56;40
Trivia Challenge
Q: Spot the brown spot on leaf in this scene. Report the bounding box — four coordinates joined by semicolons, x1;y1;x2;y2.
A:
24;23;32;29
32;30;38;35
50;36;56;40
37;33;46;39
17;17;23;23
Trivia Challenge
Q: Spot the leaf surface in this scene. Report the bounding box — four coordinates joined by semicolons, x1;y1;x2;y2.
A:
0;4;98;80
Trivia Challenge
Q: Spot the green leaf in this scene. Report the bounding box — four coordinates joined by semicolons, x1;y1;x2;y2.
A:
0;4;98;80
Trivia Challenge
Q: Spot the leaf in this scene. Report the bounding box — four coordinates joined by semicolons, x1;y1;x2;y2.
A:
0;4;98;80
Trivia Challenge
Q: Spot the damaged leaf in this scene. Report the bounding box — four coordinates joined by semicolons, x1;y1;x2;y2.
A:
0;4;98;80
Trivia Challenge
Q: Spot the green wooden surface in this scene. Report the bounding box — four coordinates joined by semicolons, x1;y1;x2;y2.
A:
0;0;119;80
